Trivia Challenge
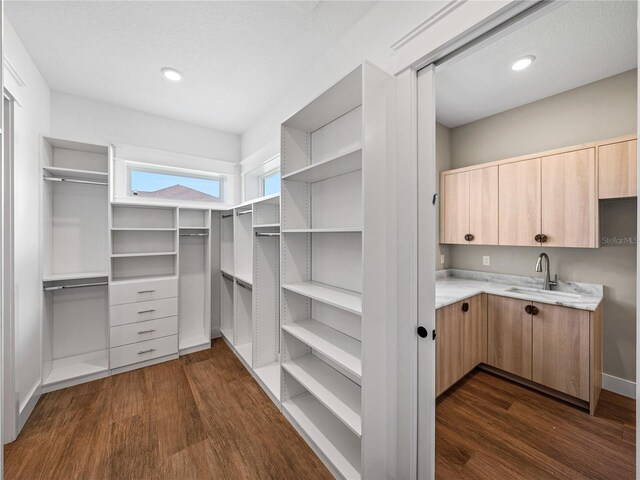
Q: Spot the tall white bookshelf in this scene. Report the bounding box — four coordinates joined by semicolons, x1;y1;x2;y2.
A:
279;63;394;479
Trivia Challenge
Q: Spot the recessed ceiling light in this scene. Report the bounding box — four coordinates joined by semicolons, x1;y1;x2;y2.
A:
161;67;182;82
511;55;535;71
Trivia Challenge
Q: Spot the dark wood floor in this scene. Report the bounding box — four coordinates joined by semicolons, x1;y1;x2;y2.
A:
436;369;636;479
5;339;331;480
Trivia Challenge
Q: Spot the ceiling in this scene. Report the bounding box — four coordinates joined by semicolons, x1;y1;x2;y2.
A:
5;1;376;134
436;1;638;128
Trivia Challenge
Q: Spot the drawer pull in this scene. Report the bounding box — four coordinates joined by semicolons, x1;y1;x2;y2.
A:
138;289;156;294
138;309;156;314
137;329;156;334
138;348;155;355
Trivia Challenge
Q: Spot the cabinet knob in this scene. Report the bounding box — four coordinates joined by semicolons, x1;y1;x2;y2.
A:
532;306;539;316
464;234;475;242
535;234;548;243
461;302;469;312
525;305;533;314
417;326;428;338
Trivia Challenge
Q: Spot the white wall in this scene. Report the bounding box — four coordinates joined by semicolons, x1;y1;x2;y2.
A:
51;92;241;164
3;19;51;439
240;1;448;163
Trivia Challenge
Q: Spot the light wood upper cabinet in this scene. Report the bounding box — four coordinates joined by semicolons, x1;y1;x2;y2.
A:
541;148;597;248
598;139;637;199
487;295;532;380
498;159;541;246
531;303;590;401
441;171;469;244
469;167;499;245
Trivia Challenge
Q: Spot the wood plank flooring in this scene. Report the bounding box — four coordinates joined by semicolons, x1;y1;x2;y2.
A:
436;369;636;479
5;339;331;480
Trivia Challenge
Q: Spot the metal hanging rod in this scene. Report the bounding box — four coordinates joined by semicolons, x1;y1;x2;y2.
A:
221;272;234;281
44;281;108;291
236;210;253;216
236;279;252;291
221;213;233;219
180;233;209;237
255;232;280;237
43;176;108;187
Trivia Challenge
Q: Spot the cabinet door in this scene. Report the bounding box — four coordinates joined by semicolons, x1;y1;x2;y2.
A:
541;148;597;247
441;171;469;244
469;166;498;245
487;295;532;379
498;158;541;246
598;139;637;199
462;294;487;373
532;303;590;401
436;300;464;396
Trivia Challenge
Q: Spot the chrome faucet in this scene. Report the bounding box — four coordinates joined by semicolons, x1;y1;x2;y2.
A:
535;253;558;290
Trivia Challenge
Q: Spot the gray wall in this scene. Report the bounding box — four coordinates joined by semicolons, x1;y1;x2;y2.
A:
442;70;638;381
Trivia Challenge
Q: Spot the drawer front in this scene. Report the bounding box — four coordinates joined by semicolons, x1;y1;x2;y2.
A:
110;297;178;326
110;316;178;348
110;278;178;305
110;335;178;369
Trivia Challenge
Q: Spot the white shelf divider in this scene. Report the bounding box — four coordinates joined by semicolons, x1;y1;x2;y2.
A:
282;281;362;316
283;355;361;436
282;320;361;380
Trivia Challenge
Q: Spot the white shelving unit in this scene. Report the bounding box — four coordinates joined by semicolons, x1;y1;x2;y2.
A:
41;136;111;392
279;63;394;479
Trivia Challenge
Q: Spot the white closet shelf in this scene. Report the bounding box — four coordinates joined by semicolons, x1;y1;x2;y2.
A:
282;320;362;380
234;272;253;286
236;342;253;366
283;393;361;480
43;352;109;387
110;274;177;285
221;328;234;344
282;281;362;316
111;251;177;258
282;228;362;234
283;355;361;437
179;334;210;352
255;361;281;401
282;148;362;183
43;166;108;183
221;268;235;278
179;226;209;230
253;223;280;229
111;227;177;231
43;271;109;282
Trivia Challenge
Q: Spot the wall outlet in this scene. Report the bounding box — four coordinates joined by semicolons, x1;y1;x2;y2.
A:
483;256;490;266
440;254;445;265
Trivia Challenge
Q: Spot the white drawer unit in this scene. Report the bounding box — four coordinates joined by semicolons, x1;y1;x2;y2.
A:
110;297;178;327
110;316;178;348
110;334;178;369
109;277;178;305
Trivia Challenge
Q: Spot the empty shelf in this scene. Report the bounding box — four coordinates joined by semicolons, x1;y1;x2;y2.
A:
179;226;209;230
236;342;253;366
283;393;361;480
111;228;176;231
283;228;362;233
235;272;253;285
283;355;361;436
111;251;177;258
43;353;109;387
255;361;281;402
282;281;362;315
253;223;281;229
179;335;210;352
282;148;362;183
43;166;108;183
110;274;177;285
282;320;361;379
43;271;109;282
221;268;235;278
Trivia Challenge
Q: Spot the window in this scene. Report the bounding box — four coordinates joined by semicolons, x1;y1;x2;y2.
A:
260;169;280;196
129;168;223;203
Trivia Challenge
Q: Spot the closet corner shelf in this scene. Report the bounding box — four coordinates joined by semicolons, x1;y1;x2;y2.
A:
282;320;362;380
111;251;177;258
43;352;109;388
281;147;362;183
234;272;253;286
221;328;234;344
282;228;361;234
235;342;253;366
255;361;281;401
282;393;361;480
43;166;109;183
43;271;109;282
282;281;362;316
283;355;361;437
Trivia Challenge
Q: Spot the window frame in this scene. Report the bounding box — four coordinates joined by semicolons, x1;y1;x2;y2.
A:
259;168;281;197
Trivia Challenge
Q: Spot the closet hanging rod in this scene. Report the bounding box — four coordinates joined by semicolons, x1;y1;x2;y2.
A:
255;232;280;237
221;272;234;281
179;233;209;237
43;281;108;291
221;213;233;219
236;279;252;291
43;176;108;187
236;210;253;216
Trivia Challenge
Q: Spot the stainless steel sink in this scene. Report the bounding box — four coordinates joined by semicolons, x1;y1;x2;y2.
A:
506;286;581;299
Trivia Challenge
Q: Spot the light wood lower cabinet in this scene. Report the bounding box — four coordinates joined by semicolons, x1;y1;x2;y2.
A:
487;295;532;379
436;294;486;396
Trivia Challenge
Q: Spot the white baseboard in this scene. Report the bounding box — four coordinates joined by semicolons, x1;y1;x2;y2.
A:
18;381;42;432
602;373;636;399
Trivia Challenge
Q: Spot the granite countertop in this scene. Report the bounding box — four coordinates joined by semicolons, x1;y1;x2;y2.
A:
435;269;603;312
